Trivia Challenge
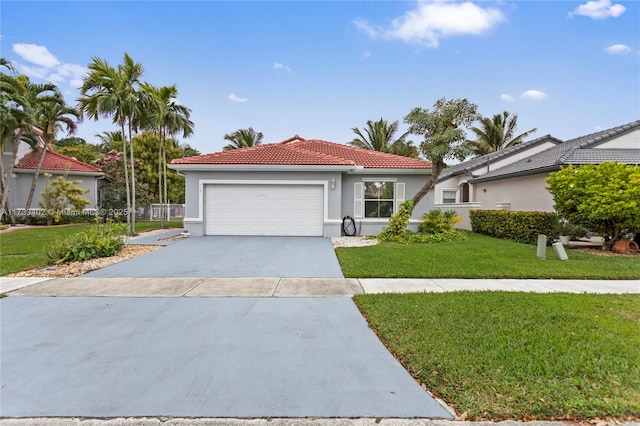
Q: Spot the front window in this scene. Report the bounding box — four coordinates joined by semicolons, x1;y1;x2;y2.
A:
442;190;457;204
364;181;394;218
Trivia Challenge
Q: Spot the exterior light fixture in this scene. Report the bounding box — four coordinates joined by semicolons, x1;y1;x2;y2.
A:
330;178;336;189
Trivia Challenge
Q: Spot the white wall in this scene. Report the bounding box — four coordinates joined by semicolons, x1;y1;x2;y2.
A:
473;173;554;212
594;128;640;149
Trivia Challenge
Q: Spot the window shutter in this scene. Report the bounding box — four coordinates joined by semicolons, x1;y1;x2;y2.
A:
395;182;405;212
354;182;364;218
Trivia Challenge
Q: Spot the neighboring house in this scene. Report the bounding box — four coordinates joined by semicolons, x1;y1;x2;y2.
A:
432;120;640;229
169;135;432;237
1;126;104;215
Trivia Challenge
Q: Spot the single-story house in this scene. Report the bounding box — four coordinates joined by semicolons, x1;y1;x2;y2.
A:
169;135;432;237
2;126;104;215
430;120;640;229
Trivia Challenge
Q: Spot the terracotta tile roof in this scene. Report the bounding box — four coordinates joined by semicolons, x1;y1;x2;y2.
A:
15;149;103;174
171;135;432;169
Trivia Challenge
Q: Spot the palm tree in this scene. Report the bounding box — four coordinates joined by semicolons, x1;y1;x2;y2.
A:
95;130;125;153
0;68;44;216
349;118;417;157
470;111;537;156
140;83;194;228
223;127;263;150
24;88;82;213
78;53;145;235
388;139;419;158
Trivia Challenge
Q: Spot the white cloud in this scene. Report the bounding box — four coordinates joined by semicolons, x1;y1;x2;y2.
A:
355;1;506;48
13;43;60;67
15;63;50;79
363;51;372;58
49;63;88;88
353;18;380;39
521;90;548;100
11;43;88;93
605;43;631;54
568;0;626;19
273;62;292;72
228;93;248;103
500;93;515;102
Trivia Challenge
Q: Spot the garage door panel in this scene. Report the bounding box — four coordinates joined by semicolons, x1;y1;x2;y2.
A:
205;184;323;236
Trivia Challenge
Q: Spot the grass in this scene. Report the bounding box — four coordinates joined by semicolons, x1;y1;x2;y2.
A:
0;220;182;276
354;291;640;420
337;232;640;279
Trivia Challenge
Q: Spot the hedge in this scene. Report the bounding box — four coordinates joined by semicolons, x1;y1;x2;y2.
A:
469;210;556;245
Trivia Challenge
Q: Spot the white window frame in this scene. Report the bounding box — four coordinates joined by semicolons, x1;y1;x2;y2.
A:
354;179;404;219
442;189;457;204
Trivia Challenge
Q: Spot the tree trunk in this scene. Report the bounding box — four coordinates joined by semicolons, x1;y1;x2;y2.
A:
411;161;444;206
128;124;136;235
158;133;164;228
162;137;168;229
120;124;132;235
0;131;25;217
24;144;48;213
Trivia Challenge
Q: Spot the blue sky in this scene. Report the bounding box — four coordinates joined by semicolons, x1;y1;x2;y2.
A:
1;0;638;155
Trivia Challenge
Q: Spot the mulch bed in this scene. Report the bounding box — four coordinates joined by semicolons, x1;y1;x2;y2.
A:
575;247;640;257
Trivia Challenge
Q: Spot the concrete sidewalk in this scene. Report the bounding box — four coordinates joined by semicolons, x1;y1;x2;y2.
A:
2;419;637;426
2;276;639;297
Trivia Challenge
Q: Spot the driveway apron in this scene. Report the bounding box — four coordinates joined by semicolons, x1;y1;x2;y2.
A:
0;296;452;419
83;236;344;278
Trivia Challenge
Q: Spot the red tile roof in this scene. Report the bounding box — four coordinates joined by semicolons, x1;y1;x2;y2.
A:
171;135;432;169
15;149;103;174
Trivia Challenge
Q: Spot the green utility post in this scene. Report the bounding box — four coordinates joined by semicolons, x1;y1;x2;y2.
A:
552;242;569;260
537;235;547;260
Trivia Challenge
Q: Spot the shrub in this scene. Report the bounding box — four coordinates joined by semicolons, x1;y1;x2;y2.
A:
380;229;468;244
570;225;589;240
44;221;126;264
418;210;463;234
14;214;96;226
546;162;640;238
378;200;414;240
470;210;556;245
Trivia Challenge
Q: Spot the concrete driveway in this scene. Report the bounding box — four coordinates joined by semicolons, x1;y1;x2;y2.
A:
84;236;344;278
0;296;453;418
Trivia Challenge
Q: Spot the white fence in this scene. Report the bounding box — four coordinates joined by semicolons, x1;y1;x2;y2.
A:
139;204;185;221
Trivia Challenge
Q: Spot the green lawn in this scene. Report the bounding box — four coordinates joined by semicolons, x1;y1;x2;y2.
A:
0;220;182;276
354;291;640;420
337;232;640;279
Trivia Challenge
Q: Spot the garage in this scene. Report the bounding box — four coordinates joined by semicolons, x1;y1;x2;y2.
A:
205;184;324;236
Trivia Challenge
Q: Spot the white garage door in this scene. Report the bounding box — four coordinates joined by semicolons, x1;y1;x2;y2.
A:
205;184;324;236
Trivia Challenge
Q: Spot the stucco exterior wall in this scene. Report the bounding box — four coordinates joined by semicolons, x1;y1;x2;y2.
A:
341;173;431;235
11;171;100;212
594;129;639;148
181;170;432;237
432;175;471;204
431;140;559;207
473;173;554;212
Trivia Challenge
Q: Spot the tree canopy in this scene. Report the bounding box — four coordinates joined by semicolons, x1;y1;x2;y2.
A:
404;97;479;205
546;162;640;242
349;118;418;158
223;127;263;150
470;111;537;156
